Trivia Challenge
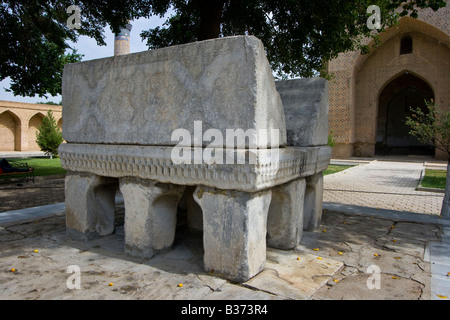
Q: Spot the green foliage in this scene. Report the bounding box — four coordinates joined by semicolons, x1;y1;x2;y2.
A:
37;101;62;105
323;165;354;176
35;110;63;158
1;2;83;97
405;100;450;156
328;130;336;148
421;169;446;189
140;0;447;79
0;158;66;179
0;1;447;96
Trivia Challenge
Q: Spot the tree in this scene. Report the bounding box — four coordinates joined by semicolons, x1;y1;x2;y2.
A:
406;100;450;217
36;110;63;159
1;1;447;97
141;0;448;78
0;1;154;97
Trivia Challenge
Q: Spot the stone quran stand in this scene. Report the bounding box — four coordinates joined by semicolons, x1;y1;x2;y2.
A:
59;36;331;282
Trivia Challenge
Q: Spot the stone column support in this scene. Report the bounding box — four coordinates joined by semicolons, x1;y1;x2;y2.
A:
303;172;324;231
193;186;271;282
267;178;306;250
119;178;185;258
65;173;118;241
184;186;203;232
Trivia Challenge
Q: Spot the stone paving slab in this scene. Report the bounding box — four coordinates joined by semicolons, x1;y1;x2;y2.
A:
324;160;444;215
0;207;448;300
0;178;65;213
0;158;449;301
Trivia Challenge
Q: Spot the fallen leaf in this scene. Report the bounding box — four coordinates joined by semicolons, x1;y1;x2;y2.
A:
338;252;344;255
437;294;448;299
313;248;319;251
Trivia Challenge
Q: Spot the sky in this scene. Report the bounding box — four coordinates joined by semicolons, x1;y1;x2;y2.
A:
0;14;169;104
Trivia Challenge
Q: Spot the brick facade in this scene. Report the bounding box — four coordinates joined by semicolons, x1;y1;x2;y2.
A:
328;4;449;160
0;101;62;152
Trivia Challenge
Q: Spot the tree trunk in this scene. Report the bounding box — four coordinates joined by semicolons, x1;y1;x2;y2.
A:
196;0;224;41
441;159;450;218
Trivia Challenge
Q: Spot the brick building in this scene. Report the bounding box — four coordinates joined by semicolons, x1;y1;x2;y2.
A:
328;4;449;160
0;101;62;152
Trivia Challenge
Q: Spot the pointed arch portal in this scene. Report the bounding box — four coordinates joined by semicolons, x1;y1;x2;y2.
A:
375;73;435;156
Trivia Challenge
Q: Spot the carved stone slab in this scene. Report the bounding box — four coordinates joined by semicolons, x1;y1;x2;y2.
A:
59;143;331;192
62;35;286;148
276;78;329;147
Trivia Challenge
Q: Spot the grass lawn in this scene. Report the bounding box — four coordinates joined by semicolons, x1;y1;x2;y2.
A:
421;169;447;189
0;157;66;180
323;165;354;176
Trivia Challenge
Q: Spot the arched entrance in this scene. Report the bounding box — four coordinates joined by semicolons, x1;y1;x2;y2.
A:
28;113;44;151
375;72;435;156
0;111;20;151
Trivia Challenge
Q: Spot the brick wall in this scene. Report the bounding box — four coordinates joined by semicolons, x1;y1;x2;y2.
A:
328;4;449;160
0;101;62;152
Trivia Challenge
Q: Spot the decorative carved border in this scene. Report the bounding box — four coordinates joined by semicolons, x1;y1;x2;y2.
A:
59;144;331;192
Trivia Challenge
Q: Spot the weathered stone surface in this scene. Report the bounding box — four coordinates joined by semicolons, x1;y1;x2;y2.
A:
65;173;118;241
1;207;440;300
267;178;306;250
119;178;185;258
183;186;203;232
303;173;324;231
193;186;272;282
59;143;330;192
276;77;329;147
59;35;333;283
62;35;286;148
245;249;343;300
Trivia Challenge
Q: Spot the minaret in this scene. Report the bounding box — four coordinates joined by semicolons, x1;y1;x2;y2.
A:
114;23;132;56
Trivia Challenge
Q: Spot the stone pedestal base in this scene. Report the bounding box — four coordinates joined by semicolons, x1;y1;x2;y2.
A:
304;173;324;231
267;178;306;250
193;186;272;282
61;144;331;282
119;178;185;258
65;173;118;241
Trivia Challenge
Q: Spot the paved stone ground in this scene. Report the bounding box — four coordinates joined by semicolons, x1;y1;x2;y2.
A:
324;160;444;215
0;159;449;301
0;178;65;213
0;208;447;300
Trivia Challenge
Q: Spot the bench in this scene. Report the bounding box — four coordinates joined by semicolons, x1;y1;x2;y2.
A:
0;159;35;183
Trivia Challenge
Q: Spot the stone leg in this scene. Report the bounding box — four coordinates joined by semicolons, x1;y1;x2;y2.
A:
267;178;306;250
193;186;271;282
177;186;203;231
303;173;324;231
119;178;185;258
185;186;203;232
65;173;118;241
